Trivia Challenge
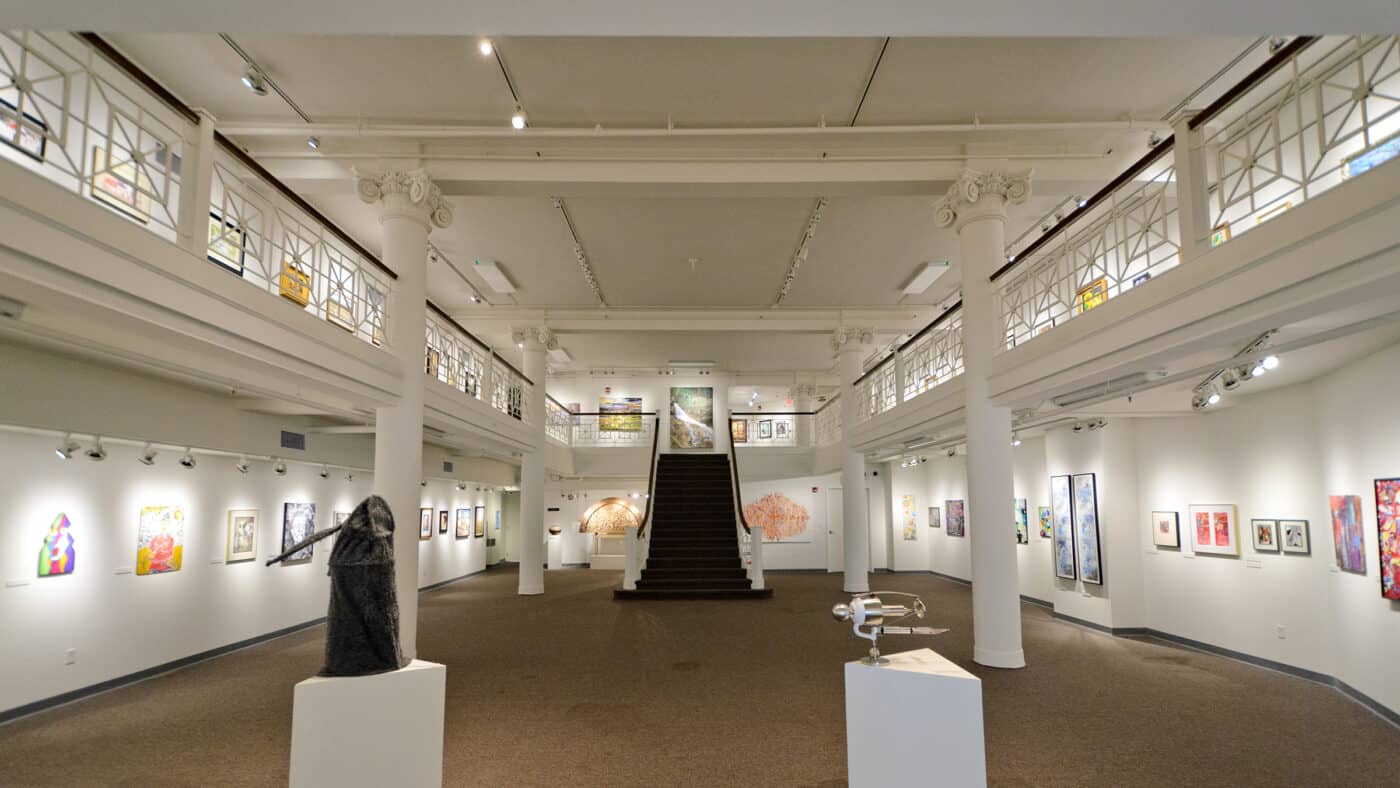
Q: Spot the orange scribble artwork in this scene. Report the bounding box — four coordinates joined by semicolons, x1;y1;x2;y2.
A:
743;493;810;541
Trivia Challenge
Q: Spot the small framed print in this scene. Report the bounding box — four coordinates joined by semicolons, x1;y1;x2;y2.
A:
1255;201;1292;225
1279;519;1311;555
1251;519;1279;552
426;347;441;378
928;506;940;529
730;419;747;443
1210;222;1232;247
1032;320;1055;338
455;508;471;539
439;509;449;534
226;509;258;563
1131;271;1152;287
207;211;245;275
278;260;312;306
90;147;151;223
1075;277;1108;314
1151;510;1180;549
775;420;790;439
758;419;773;440
475;505;486;538
326;290;356;332
419;508;433;540
1;97;48;161
1189;504;1239;556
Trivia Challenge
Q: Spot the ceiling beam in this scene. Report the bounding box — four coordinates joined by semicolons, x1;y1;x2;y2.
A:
455;307;929;333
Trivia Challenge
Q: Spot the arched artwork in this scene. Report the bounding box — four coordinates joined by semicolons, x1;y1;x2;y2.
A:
743;493;811;542
580;497;642;535
38;513;75;577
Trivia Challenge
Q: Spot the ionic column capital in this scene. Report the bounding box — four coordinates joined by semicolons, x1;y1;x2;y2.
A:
932;168;1032;231
354;168;454;230
830;326;875;353
511;326;558;351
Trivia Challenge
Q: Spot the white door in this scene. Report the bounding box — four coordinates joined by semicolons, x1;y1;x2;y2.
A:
827;488;844;572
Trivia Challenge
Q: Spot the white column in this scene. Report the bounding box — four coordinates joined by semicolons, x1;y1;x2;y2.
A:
834;328;874;593
177;109;216;258
356;169;453;661
934;167;1030;669
512;327;553;595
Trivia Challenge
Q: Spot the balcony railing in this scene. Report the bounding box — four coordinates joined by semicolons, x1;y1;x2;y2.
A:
850;306;965;426
545;396;571;445
730;412;805;448
568;412;657;448
815;396;842;447
425;305;532;424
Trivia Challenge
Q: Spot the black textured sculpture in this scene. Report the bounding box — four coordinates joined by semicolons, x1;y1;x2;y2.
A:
268;495;408;677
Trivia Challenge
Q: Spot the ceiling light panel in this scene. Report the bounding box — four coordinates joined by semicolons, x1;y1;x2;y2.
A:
902;261;949;295
474;259;516;293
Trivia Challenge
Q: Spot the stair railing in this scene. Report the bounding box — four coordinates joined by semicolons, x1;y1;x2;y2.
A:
727;417;764;590
625;415;661;590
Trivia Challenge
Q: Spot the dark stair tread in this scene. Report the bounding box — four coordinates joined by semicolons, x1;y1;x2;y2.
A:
615;588;773;600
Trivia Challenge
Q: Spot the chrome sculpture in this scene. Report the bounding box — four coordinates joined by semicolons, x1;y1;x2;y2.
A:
832;592;948;665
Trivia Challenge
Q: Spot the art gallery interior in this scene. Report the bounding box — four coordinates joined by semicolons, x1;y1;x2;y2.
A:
2;3;1400;785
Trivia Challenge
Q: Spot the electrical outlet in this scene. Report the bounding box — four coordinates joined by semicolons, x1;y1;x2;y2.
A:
1276;625;1287;640
64;648;77;665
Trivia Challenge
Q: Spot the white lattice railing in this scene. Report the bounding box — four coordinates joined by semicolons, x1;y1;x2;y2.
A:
423;311;531;424
730;415;801;447
490;359;529;423
210;153;393;347
852;353;901;425
570;414;655;448
901;313;964;402
815;398;842;446
1;31;191;242
1202;35;1400;248
545;397;571;445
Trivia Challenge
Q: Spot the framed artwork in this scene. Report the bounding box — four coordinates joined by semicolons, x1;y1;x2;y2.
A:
670;386;715;449
1255;201;1292;225
730;419;748;443
90;147;151;223
438;509;449;534
902;495;918;541
325;262;356;332
929;506;941;529
455;508;471;539
334;511;350;528
599;396;643;431
1329;494;1366;574
207;211;245;274
1251;519;1279;553
1;97;48;161
419;507;433;540
1210;222;1232;247
742;492;811;543
945;500;965;538
425;347;441;378
1038;506;1052;539
1189;504;1239;557
758;419;773;440
476;505;487;537
226;509;258;563
1343;131;1400;178
1151;510;1180;549
1075;277;1108;314
281;503;316;562
1014;498;1028;545
494;509;501;531
1375;478;1400;600
278;259;312;306
1032;320;1055;337
366;284;386;347
1280;520;1311;555
1131;271;1152;287
775;420;791;439
136;505;184;575
1051;475;1076;580
37;513;75;577
1073;474;1103;584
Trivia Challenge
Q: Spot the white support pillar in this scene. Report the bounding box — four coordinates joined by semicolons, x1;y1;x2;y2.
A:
1171;112;1211;263
512;326;554;596
749;527;765;590
934;167;1030;670
177;109;217;259
833;327;874;593
356;169;453;661
623;525;640;590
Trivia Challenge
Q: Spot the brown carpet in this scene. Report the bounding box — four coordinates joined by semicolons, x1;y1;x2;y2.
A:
0;568;1396;787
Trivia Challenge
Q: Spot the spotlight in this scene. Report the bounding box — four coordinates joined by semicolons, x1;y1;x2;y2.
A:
319;465;330;479
305;136;320;150
1011;435;1023;447
85;437;107;461
235;455;250;474
1149;131;1162;148
55;433;80;460
346;473;354;482
478;38;494;56
178;449;197;469
138;444;157;466
1088;419;1107;431
1262;355;1280;371
421;480;427;487
1076;196;1087;208
456;482;466;491
946;447;957;457
1207;390;1222;406
511;104;527;130
1221;369;1242;391
469;294;480;303
273;458;287;476
1251;361;1268;378
240;67;268;96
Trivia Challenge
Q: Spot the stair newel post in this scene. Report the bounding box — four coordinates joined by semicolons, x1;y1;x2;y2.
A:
624;525;639;590
749;528;765;591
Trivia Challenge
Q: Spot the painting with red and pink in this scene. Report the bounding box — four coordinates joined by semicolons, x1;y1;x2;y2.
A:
1189;504;1238;556
1329;494;1366;575
1374;479;1400;600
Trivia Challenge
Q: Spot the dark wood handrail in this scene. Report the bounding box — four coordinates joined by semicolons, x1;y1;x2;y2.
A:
851;300;964;388
1187;37;1320;131
425;302;533;386
727;418;752;535
813;394;841;415
636;416;662;539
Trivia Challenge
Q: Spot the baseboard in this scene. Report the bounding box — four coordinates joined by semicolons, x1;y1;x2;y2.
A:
765;568;829;574
0;616;326;725
560;562;590;569
928;570;971;586
1019;594;1053;610
1051;611;1145;636
419;567;488;593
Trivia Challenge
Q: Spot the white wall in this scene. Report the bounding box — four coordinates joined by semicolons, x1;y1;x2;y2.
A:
542;481;646;566
924;453;973;581
546;371;732;454
1012;436;1054;603
739;473;837;570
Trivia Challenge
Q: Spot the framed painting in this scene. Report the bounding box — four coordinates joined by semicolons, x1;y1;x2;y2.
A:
1251;519;1279;553
1072;474;1103;584
901;495;917;541
670;386;715;449
38;513;76;577
419;507;433;540
1014;498;1028;545
1038;506;1052;539
775;420;791;439
1;96;48;161
758;419;773;440
226;509;258;563
1131;271;1153;287
207;211;245;275
325;261;356;332
281;503;316;562
278;259;312;306
1151;510;1180;549
495;510;500;531
1032;320;1055;338
425;347;441;378
599;395;643;431
1329;494;1365;574
476;505;487;538
438;509;449;534
1375;478;1400;600
1051;475;1076;580
1189;504;1239;557
1209;222;1232;247
455;508;471;539
1280;520;1311;555
1255;201;1292;225
90;147;151;223
136;505;184;575
929;506;941;529
945;500;965;538
730;419;748;443
1075;277;1108;314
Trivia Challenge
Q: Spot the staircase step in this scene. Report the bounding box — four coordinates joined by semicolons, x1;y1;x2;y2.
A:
637;577;754;589
614;587;773;600
645;557;741;569
640;567;748;579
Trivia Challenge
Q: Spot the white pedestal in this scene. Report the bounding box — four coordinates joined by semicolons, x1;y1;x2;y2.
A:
290;659;446;788
547;534;562;570
845;648;986;788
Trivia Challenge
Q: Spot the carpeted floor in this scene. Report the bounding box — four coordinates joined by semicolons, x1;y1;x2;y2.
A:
1;567;1396;786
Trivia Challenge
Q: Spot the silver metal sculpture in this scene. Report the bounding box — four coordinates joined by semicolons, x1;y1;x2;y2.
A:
832;592;948;665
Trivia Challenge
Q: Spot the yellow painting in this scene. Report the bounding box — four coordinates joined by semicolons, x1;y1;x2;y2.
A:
1075;277;1108;314
136;505;185;575
278;260;312;306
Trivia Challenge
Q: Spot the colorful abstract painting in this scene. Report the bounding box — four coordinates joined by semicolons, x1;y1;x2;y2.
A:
929;506;941;529
902;495;918;540
136;505;184;575
281;503;316;562
1329;495;1366;574
580;497;642;535
1251;519;1279;553
1151;511;1180;549
1072;474;1102;584
1051;476;1076;580
1374;479;1400;600
1038;506;1052;539
744;492;812;542
1189;504;1239;556
37;513;75;577
599;395;643;432
1280;520;1311;555
1014;498;1029;545
456;508;471;539
945;500;966;538
669;386;715;449
226;509;258;563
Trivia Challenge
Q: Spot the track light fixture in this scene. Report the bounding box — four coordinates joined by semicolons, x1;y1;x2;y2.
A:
456;482;466;491
85;437;107;461
305;136;320;150
1262;355;1280;371
138;444;157;466
178;449;197;470
55;433;80;460
235;455;251;474
1087;418;1107;431
273;458;287;476
319;465;330;479
511;104;527;130
1011;434;1023;447
240;66;268;96
346;473;355;482
478;38;494;56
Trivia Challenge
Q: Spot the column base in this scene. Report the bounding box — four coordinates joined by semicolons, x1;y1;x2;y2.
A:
517;583;544;596
973;645;1026;669
842;575;870;594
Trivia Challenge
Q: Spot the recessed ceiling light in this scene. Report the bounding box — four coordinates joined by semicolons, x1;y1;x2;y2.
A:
240;67;268;96
306;136;320;150
478;39;494;56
